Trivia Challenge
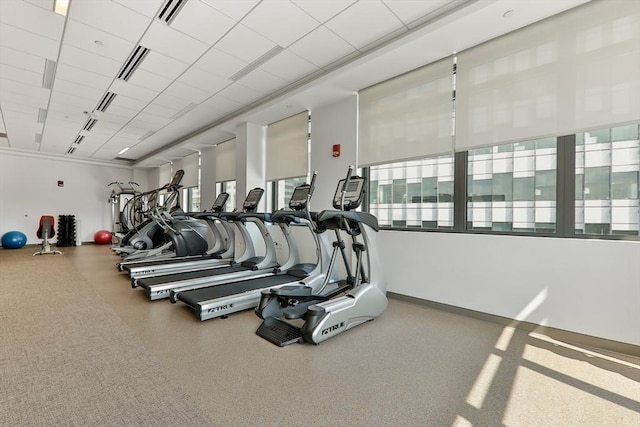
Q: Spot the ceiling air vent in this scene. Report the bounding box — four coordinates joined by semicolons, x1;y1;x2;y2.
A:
74;135;85;145
37;108;48;123
35;133;42;143
117;46;150;81
230;45;284;81
96;92;116;112
83;118;98;131
158;0;187;25
66;146;76;154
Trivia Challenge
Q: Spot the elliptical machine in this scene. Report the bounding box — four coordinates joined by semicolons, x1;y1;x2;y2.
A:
255;167;387;346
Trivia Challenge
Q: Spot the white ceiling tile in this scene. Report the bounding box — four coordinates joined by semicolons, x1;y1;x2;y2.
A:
51;79;105;103
55;64;113;91
201;0;260;20
171;0;236;45
178;67;230;94
0;22;59;60
194;47;248;79
69;0;151;43
152;93;194;112
0;63;41;87
292;0;357;23
0;79;50;106
215;83;263;106
288;26;356;68
142;103;180;119
141;21;209;64
0;45;46;73
107;94;148;112
110;79;160;103
58;44;122;78
251;49;319;83
0;0;65;41
325;0;404;49
234;69;288;95
63;20;136;63
23;0;52;12
112;0;165;18
49;90;95;111
241;1;320;47
96;111;135;126
126;68;174;92
163;80;221;104
214;24;277;64
0;102;39;117
382;0;456;27
138;50;190;80
132;112;171;127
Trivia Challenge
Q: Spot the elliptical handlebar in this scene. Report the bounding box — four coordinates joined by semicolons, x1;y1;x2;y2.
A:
340;165;354;211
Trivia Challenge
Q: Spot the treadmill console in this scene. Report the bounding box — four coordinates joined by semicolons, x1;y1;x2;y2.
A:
332;176;366;210
242;188;264;212
288;185;311;211
168;169;184;189
210;192;229;213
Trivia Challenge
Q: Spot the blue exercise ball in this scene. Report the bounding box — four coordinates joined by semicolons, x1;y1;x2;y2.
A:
2;231;27;249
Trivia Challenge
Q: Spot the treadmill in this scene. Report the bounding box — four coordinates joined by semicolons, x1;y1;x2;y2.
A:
120;192;236;280
134;188;280;300
170;174;335;321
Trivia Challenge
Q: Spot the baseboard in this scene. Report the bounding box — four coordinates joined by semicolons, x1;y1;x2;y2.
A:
387;292;640;358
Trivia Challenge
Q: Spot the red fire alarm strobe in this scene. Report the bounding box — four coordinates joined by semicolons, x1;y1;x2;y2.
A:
332;144;341;157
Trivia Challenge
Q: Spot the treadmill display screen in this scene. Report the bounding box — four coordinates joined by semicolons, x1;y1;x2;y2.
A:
245;189;263;205
290;187;310;204
212;193;228;209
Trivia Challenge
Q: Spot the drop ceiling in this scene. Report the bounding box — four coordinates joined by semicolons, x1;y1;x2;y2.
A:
0;0;591;168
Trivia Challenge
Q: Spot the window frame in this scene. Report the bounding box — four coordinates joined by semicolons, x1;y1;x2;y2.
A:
364;129;639;241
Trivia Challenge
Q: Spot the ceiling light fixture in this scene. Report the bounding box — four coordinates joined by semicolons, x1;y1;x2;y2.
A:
503;10;515;18
94;40;104;46
42;59;57;89
53;0;69;16
117;147;130;155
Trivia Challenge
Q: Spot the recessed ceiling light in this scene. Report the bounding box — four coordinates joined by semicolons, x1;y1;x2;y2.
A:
503;10;515;18
53;0;69;16
117;147;130;155
94;40;104;46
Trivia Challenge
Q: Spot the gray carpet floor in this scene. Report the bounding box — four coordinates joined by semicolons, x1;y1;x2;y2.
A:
1;244;639;426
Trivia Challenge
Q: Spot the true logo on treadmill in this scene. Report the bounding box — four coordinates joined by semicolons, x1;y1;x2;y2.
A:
321;321;345;335
207;303;234;313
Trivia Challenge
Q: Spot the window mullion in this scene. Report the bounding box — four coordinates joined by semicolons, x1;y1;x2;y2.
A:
557;134;576;237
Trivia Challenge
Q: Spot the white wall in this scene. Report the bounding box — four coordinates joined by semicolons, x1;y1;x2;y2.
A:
310;95;358;210
0;151;132;244
310;97;640;346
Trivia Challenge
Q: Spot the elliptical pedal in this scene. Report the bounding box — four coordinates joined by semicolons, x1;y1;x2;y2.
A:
256;317;303;347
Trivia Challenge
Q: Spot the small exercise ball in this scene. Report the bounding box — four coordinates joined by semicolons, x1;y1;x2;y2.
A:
2;231;27;249
94;230;112;245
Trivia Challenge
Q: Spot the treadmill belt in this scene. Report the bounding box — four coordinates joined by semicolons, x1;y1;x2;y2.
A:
137;264;248;288
123;254;222;271
178;274;301;307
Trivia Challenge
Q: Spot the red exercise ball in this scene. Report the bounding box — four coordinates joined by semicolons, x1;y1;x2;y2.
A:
94;230;113;245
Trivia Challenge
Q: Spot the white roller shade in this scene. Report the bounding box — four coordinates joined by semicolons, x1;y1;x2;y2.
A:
181;152;200;188
358;57;454;167
456;0;640;151
158;162;172;188
266;111;309;181
216;139;236;182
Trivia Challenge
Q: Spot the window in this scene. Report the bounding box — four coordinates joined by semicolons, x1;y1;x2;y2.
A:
266;176;307;211
575;124;640;236
216;180;236;212
187;187;200;212
467;138;557;233
368;155;454;229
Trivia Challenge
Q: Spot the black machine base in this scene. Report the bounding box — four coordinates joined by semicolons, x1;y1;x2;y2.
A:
256;317;303;347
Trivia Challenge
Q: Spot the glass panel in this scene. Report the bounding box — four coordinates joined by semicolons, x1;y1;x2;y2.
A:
407;183;421;203
393;179;407;204
370;181;379;204
576;124;640;236
368;154;454;229
584;167;611;200
468;138;557;233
